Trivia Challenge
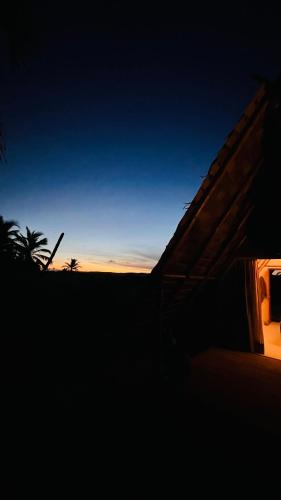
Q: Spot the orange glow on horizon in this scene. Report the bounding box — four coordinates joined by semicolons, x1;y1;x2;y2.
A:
51;258;152;274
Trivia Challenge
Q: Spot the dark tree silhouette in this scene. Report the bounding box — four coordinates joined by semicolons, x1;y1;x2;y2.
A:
63;258;81;272
15;226;51;269
0;215;19;262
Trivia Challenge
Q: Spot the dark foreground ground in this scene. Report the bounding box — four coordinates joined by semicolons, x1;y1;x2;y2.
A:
2;270;161;400
2;271;281;484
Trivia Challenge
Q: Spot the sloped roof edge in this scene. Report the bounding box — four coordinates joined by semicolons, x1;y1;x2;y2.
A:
152;84;268;275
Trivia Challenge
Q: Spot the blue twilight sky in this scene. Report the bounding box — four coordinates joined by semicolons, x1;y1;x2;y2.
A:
0;3;280;272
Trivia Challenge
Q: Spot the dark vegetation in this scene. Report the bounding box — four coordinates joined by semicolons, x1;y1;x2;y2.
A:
2;268;163;407
2;268;193;475
0;212;192;470
0;215;51;272
2;271;159;396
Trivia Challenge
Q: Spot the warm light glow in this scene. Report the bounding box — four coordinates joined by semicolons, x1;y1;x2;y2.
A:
263;322;281;360
257;259;281;360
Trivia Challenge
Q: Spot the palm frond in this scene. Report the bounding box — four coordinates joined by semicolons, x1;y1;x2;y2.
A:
15;234;28;246
35;237;48;247
33;247;51;255
14;226;50;267
33;253;49;260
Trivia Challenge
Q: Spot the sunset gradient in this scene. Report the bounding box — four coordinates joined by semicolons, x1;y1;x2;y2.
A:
1;5;279;273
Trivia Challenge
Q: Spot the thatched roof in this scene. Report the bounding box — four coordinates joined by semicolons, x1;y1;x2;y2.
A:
152;81;281;315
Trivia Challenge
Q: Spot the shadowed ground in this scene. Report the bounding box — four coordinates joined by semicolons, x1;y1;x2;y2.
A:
2;271;281;476
189;348;281;442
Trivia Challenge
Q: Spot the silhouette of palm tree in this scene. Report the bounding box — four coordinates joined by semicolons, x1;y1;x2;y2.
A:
63;258;80;272
15;226;51;269
0;215;19;261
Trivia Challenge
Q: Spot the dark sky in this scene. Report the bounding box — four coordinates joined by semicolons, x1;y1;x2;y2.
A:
1;2;280;271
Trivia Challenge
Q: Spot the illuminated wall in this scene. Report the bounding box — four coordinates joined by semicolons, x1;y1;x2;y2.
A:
258;259;281;325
